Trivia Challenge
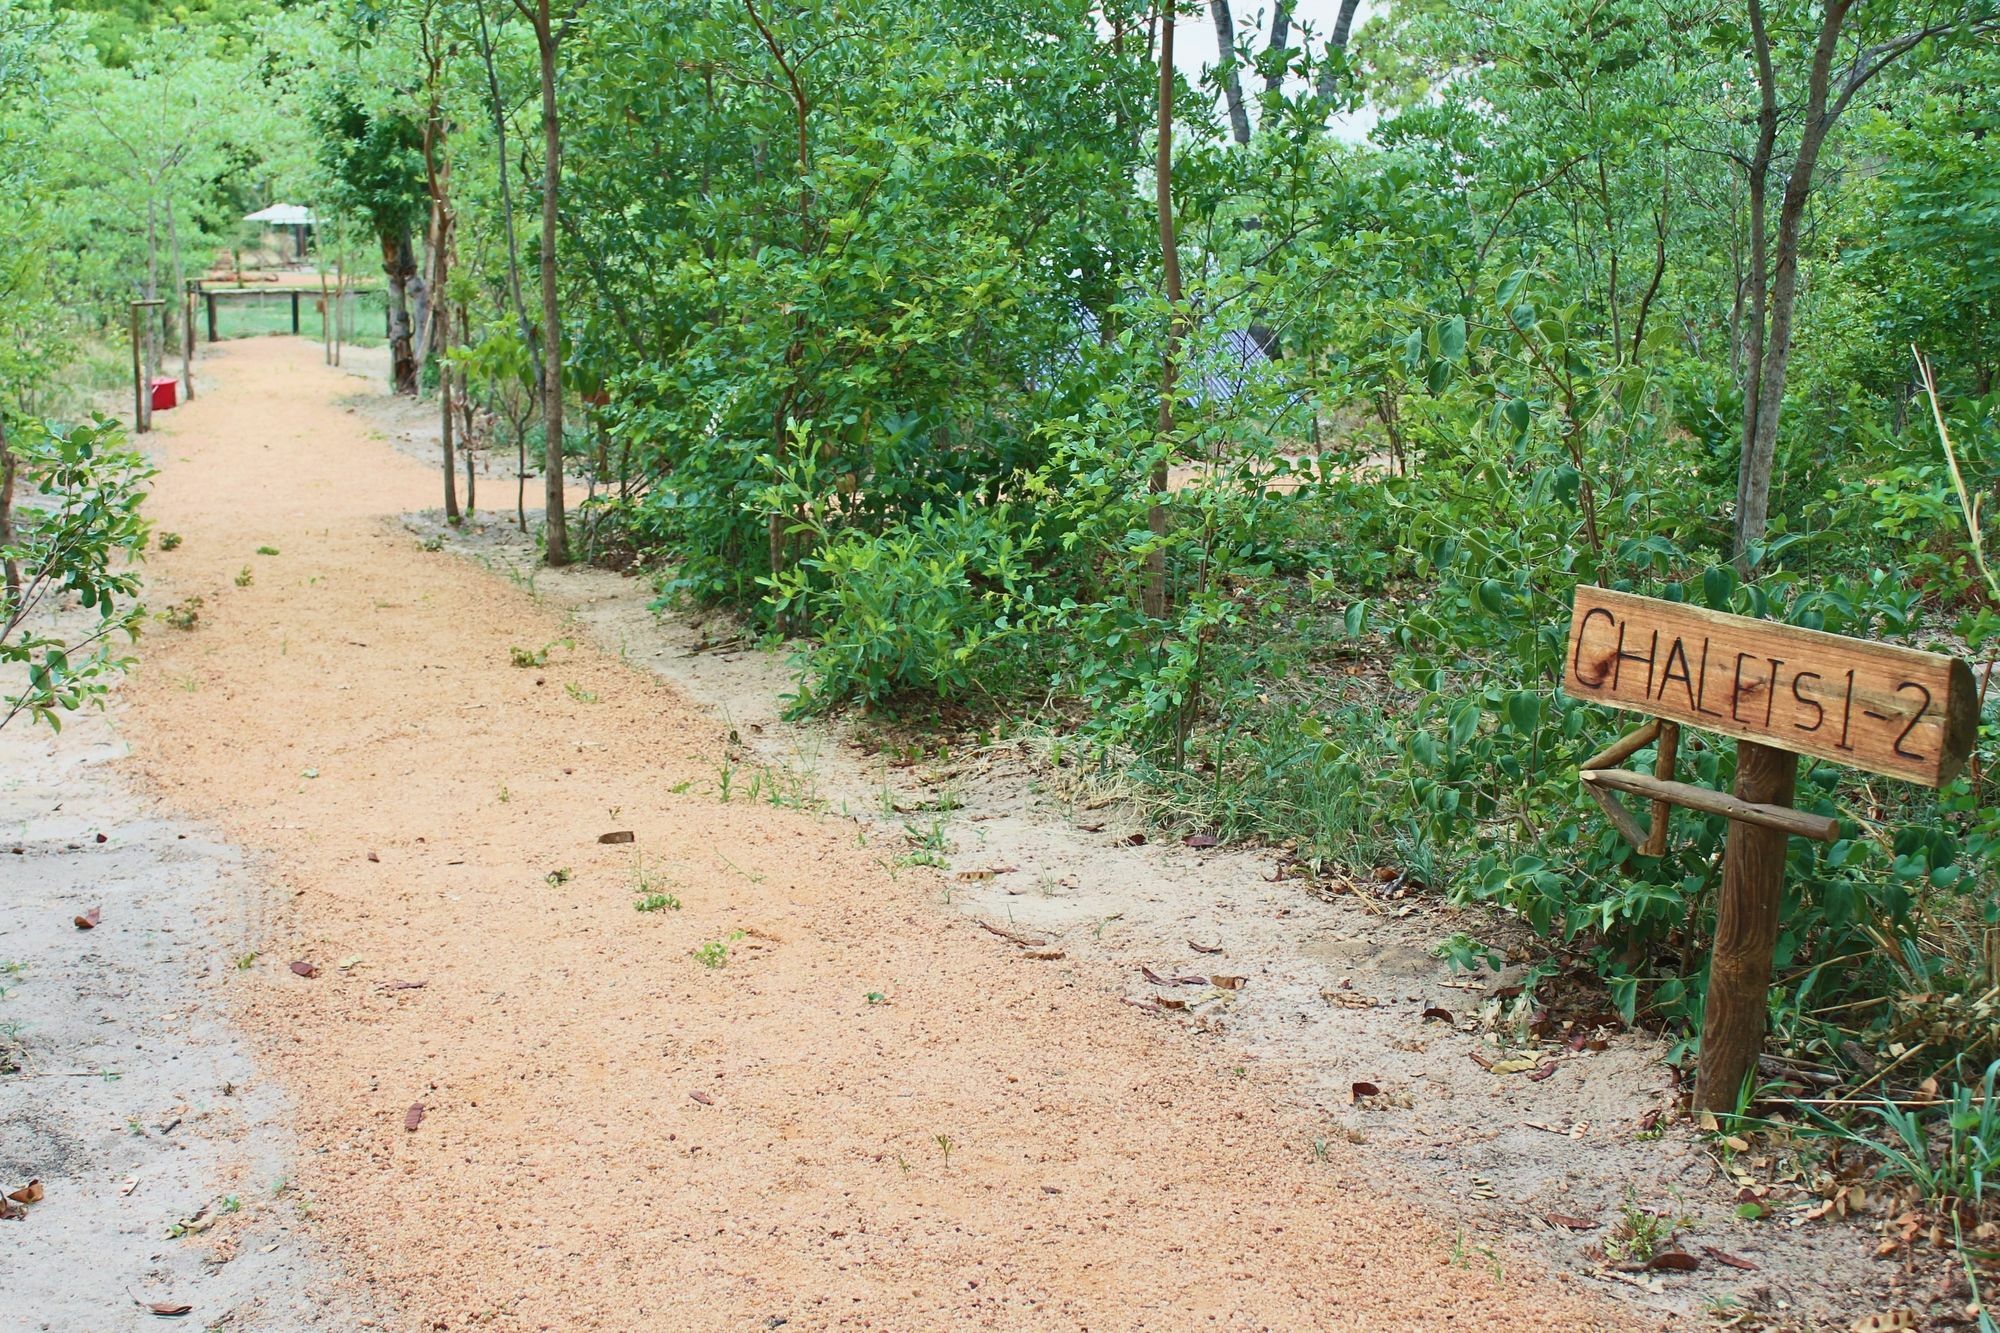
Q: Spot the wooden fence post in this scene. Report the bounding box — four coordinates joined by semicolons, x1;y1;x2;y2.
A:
129;301;146;434
206;291;218;343
182;283;196;401
1692;740;1799;1114
291;290;301;334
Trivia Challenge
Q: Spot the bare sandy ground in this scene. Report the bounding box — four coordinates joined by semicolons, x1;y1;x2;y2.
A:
0;703;381;1331
102;338;1643;1328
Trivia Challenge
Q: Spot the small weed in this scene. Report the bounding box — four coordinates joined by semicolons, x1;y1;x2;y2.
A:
1604;1188;1680;1264
419;534;444;553
255;545;280;556
219;1195;242;1214
158;531;183;551
509;646;548;669
545;867;572;887
865;991;887;1005
935;1133;954;1167
692;929;745;968
497;785;511;804
128;1117;146;1136
164;596;204;630
635;892;681;912
234;565;254;588
564;682;599;704
234;952;258;970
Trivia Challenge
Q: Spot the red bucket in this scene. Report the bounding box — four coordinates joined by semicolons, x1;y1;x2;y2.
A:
150;377;178;411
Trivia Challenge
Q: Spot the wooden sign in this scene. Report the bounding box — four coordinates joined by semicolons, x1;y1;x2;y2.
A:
1565;586;1976;788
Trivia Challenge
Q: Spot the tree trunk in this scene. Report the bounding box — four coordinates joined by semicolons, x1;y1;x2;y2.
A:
1314;0;1364;107
1147;4;1182;622
475;0;541;371
423;85;459;521
1264;0;1293;98
1210;1;1251;146
1732;0;1848;567
0;413;20;604
535;0;569;567
381;225;420;395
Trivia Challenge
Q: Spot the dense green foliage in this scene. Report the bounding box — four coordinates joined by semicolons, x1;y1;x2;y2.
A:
9;0;2000;1187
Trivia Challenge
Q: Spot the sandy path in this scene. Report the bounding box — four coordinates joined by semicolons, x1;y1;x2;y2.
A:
119;337;1628;1330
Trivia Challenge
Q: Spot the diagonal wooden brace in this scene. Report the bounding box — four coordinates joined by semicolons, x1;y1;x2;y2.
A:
1579;720;1680;855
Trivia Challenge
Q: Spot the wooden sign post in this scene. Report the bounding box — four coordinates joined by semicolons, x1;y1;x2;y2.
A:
1563;586;1977;1114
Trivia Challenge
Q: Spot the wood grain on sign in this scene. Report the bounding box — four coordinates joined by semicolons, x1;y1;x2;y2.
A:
1564;586;1976;787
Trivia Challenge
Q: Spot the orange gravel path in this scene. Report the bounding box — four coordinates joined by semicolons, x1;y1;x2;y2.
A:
122;338;1630;1330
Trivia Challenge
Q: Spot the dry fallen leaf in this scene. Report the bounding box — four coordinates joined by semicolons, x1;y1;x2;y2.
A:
145;1303;193;1318
0;1198;23;1222
1154;996;1187;1011
1489;1055;1541;1075
289;960;318;978
1421;1006;1454;1022
1188;940;1223;955
74;906;101;930
1528;1060;1559;1082
598;831;635;844
690;1090;714;1106
1701;1245;1757;1271
1183;833;1218;848
366;851;380;863
1644;1251;1700;1272
403;1103;425;1132
1210;975;1245;990
1850;1313;1917;1333
1544;1212;1599;1231
1350;1081;1382;1102
6;1180;42;1205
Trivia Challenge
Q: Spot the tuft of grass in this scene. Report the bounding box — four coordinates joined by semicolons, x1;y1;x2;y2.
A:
255;545;280;556
635;892;681;913
233;565;254;588
164;596;203;630
158;531;183;551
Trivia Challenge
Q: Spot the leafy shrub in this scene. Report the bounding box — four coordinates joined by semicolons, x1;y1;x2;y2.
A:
783;500;1045;711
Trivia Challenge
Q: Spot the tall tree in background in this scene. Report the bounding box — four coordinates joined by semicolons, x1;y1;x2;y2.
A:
1147;0;1181;621
1209;0;1249;145
316;85;427;394
1313;0;1362;110
517;0;570;564
1729;0;2000;565
414;0;459;518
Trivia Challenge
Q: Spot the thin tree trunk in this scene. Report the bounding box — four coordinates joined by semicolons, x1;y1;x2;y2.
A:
1314;0;1363;107
1147;3;1182;622
422;71;459;521
1733;0;1847;567
1264;0;1292;98
0;414;20;604
1211;1;1251;146
476;0;541;370
382;225;420;394
534;0;569;566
